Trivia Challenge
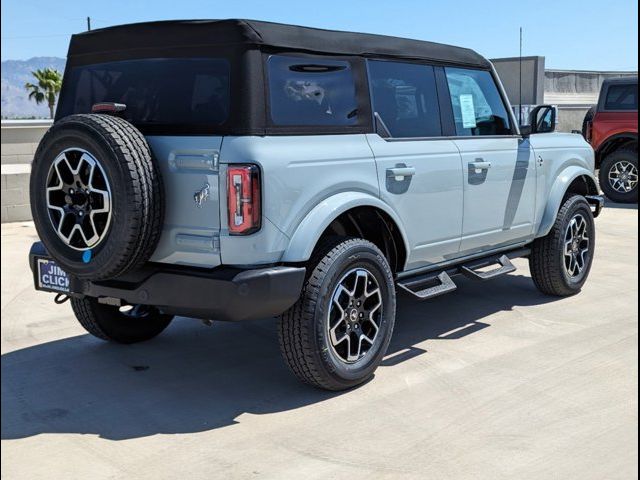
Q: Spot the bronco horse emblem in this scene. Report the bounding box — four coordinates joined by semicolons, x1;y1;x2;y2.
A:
193;183;210;208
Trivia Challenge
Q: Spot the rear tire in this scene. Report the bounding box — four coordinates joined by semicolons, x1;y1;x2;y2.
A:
529;195;595;296
71;297;173;344
278;238;396;391
598;149;638;203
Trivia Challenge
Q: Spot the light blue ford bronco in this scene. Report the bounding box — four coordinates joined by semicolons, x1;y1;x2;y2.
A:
29;20;604;390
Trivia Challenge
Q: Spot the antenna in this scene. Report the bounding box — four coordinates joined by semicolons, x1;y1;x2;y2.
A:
519;27;523;126
87;17;91;31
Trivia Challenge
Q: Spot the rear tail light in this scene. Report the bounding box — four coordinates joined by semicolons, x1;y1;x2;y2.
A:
227;164;261;235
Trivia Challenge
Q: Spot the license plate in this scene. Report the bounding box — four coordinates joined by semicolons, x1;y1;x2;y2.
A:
36;258;70;293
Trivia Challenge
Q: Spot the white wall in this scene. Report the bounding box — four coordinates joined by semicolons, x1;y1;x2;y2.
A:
1;120;52;222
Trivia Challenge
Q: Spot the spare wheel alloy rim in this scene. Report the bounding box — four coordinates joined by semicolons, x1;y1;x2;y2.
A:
45;148;112;251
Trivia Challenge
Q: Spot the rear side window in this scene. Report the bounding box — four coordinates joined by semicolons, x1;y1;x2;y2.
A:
604;83;638;111
445;68;512;136
367;60;441;138
267;55;358;126
58;58;230;128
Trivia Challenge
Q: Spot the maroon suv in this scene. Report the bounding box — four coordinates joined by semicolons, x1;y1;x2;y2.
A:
583;76;638;203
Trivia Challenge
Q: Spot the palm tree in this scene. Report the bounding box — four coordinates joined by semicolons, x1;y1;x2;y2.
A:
25;68;63;119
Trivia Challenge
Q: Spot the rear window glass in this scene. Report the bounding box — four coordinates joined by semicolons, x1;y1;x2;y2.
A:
604;84;638;111
267;55;358;126
58;58;230;127
368;60;441;138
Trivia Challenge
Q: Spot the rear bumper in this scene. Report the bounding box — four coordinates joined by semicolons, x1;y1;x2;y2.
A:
29;242;305;321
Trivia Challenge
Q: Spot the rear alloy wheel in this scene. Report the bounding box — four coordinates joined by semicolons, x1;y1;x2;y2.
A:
599;150;638;203
327;267;383;364
278;238;396;391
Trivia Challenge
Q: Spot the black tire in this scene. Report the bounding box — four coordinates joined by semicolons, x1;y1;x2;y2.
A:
598;149;638;203
529;195;596;296
278;238;396;391
30;114;164;280
71;297;173;344
581;105;596;138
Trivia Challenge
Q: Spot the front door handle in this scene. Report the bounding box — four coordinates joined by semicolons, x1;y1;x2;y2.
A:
470;161;492;171
387;166;416;179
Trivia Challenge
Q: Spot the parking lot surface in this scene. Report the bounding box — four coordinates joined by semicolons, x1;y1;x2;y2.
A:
1;203;637;480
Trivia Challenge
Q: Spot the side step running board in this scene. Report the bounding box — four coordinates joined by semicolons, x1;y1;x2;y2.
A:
396;250;526;301
460;254;516;281
397;271;457;300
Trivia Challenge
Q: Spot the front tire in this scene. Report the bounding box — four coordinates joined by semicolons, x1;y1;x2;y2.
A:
529;195;596;296
598;149;638;203
71;297;173;344
278;238;396;391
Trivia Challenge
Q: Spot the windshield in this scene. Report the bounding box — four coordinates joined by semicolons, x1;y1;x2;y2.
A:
58;58;230;131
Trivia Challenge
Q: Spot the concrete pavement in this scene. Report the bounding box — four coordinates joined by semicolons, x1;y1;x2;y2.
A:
1;203;637;480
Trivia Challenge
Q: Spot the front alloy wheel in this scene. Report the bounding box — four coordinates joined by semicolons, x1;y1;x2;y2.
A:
529;195;595;296
563;213;591;279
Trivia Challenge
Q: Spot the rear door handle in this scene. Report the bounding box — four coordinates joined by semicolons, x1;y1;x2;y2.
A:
470;161;492;170
386;166;416;178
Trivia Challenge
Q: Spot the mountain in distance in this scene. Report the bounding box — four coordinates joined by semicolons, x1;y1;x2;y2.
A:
1;57;67;119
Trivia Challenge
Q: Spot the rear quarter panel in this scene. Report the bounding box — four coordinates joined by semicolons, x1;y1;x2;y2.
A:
219;134;379;266
592;112;638;152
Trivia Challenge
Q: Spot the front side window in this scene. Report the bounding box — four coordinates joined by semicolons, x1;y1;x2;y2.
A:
58;58;230;128
604;83;638;111
367;60;441;138
445;68;512;136
267;55;358;126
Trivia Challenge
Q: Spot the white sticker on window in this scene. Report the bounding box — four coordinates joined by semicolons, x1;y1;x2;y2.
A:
459;94;477;129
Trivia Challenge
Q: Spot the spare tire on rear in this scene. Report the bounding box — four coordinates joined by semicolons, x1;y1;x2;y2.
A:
30;114;164;281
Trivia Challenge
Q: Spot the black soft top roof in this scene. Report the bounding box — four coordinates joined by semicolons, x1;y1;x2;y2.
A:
68;19;491;68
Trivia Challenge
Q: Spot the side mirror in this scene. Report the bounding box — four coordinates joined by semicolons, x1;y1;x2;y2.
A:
528;105;557;134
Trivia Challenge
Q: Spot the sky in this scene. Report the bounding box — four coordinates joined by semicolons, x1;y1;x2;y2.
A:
1;0;638;71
